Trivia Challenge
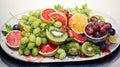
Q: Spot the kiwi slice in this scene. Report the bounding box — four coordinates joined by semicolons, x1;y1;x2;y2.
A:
46;27;68;45
81;42;96;56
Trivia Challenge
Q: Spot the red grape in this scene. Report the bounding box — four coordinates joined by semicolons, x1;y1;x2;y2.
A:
93;24;100;32
99;21;105;27
103;23;112;31
93;31;101;37
90;16;98;22
85;26;94;35
100;27;107;36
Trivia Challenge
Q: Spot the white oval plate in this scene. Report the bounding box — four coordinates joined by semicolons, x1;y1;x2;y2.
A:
0;10;120;63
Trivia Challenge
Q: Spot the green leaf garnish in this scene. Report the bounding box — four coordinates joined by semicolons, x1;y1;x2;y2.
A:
2;30;8;36
5;24;13;32
54;4;64;10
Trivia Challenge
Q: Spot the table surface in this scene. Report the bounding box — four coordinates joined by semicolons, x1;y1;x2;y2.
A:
0;0;120;67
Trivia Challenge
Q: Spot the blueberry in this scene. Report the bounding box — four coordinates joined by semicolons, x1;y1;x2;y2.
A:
98;43;108;50
13;24;20;30
108;28;115;35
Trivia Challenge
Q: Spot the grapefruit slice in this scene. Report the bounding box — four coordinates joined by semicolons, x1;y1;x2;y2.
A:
6;30;23;48
49;12;67;25
41;8;56;23
68;28;87;43
69;14;88;33
38;43;59;56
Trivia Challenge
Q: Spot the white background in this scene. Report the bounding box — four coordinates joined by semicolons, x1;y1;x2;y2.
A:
0;0;120;67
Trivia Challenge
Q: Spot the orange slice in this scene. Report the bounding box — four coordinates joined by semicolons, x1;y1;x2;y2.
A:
69;14;88;33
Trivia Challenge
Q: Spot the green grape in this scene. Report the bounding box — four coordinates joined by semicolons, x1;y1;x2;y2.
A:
36;37;42;46
33;28;40;34
41;37;47;44
21;31;26;36
19;19;27;23
40;23;47;29
23;25;31;32
29;11;34;16
40;32;46;37
36;19;43;24
24;48;31;55
57;48;65;54
21;15;29;21
18;48;23;55
27;42;35;49
28;16;37;24
55;54;60;59
32;47;38;56
59;52;66;60
29;34;36;42
54;21;62;28
19;44;26;49
31;20;40;28
34;9;41;18
25;32;31;37
20;37;29;44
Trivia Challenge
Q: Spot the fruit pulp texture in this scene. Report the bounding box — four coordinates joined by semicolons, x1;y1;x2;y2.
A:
39;44;58;53
6;31;23;46
42;9;56;22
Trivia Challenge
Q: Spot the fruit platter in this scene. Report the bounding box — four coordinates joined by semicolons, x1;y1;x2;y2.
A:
0;4;120;63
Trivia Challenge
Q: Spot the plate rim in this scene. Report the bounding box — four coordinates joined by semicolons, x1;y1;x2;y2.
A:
0;9;120;63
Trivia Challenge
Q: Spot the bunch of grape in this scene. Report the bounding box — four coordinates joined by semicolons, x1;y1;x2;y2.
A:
85;16;113;38
18;9;48;56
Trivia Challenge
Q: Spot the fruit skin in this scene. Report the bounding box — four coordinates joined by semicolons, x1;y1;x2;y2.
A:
108;28;116;35
6;30;23;48
41;8;56;23
38;44;59;56
81;42;96;56
13;24;20;30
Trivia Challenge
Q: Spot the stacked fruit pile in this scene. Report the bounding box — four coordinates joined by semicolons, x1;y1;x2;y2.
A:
3;4;117;60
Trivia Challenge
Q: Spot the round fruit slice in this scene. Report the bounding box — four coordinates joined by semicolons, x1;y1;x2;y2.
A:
38;43;59;56
49;12;67;25
41;8;56;23
68;28;87;43
69;14;88;33
81;42;96;56
6;30;23;48
46;27;68;45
